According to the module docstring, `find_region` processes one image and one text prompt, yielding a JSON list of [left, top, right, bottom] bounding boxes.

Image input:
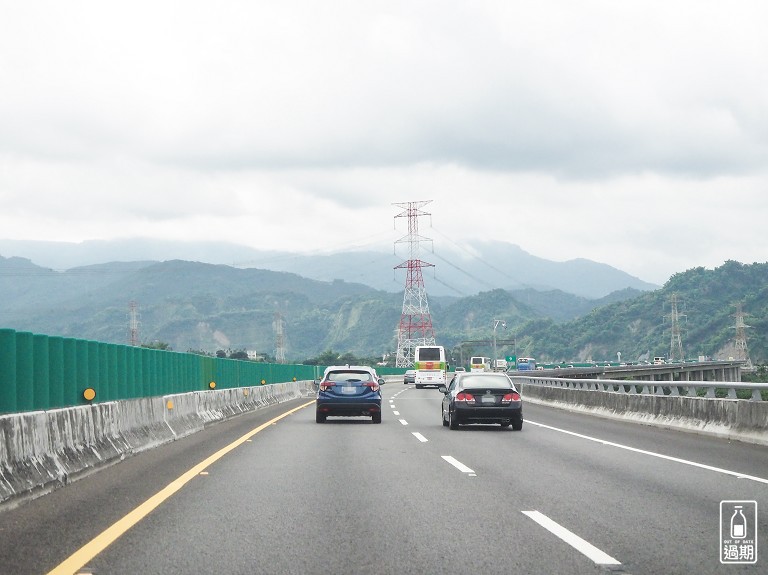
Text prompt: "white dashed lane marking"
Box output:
[[522, 510, 621, 567], [441, 455, 475, 475]]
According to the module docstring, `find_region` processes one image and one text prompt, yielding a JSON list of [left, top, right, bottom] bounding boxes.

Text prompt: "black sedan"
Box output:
[[438, 372, 523, 430]]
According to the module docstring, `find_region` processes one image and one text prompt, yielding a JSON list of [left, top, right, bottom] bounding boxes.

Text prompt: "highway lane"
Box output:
[[1, 382, 766, 574], [396, 385, 768, 574]]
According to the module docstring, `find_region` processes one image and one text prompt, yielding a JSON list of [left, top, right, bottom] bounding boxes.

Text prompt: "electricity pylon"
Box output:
[[393, 200, 436, 367], [665, 293, 686, 362], [732, 302, 752, 369]]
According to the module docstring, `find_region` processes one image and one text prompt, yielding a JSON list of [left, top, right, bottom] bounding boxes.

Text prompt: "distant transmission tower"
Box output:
[[128, 301, 141, 346], [393, 200, 436, 367], [732, 302, 753, 369], [273, 311, 286, 364], [665, 293, 686, 362]]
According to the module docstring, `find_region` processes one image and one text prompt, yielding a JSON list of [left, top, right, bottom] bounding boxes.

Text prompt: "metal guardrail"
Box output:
[[510, 376, 768, 402]]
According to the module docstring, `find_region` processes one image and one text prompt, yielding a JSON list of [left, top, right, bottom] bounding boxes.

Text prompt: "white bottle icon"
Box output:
[[731, 505, 747, 539]]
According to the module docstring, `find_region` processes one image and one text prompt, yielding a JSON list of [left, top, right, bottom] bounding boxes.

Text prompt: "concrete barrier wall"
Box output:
[[520, 384, 768, 445], [0, 380, 314, 510]]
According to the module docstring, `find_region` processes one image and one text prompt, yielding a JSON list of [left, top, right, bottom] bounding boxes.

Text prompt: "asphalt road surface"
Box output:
[[1, 383, 767, 574]]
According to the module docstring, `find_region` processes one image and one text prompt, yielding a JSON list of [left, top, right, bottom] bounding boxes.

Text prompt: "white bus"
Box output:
[[470, 356, 491, 372], [413, 345, 447, 388]]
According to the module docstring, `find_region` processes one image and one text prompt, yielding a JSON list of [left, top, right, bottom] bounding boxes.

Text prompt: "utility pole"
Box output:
[[128, 301, 140, 346], [492, 319, 506, 370], [393, 200, 436, 367]]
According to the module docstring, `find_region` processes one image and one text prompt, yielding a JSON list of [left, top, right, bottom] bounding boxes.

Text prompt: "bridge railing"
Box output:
[[510, 376, 768, 401]]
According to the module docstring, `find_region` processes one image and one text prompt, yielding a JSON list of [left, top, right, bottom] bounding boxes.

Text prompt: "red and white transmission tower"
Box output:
[[393, 200, 436, 367]]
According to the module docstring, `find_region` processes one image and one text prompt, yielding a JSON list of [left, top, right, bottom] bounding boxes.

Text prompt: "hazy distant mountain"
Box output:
[[0, 238, 658, 299], [2, 255, 763, 363], [0, 256, 646, 360], [0, 257, 383, 356]]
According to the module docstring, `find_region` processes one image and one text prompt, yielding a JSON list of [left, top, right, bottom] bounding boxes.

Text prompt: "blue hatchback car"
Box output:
[[315, 365, 384, 423]]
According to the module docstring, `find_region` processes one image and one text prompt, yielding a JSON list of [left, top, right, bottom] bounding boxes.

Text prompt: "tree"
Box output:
[[142, 341, 172, 350]]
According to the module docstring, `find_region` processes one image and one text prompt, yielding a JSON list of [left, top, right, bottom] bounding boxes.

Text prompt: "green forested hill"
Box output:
[[512, 261, 768, 363], [1, 256, 764, 364]]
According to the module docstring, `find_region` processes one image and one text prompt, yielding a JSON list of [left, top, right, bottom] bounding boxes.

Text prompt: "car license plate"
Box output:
[[481, 396, 496, 404], [341, 386, 357, 394]]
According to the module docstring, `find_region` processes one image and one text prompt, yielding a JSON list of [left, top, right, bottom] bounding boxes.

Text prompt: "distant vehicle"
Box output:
[[315, 365, 383, 423], [470, 356, 491, 372], [493, 359, 508, 371], [653, 357, 666, 365], [438, 372, 523, 430], [516, 357, 536, 371], [454, 366, 466, 372], [414, 345, 447, 388], [403, 369, 416, 384]]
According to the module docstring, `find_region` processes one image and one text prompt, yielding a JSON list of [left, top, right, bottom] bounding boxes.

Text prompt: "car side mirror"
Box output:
[[437, 385, 448, 394], [378, 378, 385, 385]]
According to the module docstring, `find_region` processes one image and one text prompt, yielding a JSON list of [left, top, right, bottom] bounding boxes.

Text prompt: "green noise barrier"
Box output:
[[0, 328, 329, 415]]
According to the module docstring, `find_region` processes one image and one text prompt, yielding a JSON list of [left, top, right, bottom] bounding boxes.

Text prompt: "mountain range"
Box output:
[[0, 238, 657, 299], [2, 240, 764, 365]]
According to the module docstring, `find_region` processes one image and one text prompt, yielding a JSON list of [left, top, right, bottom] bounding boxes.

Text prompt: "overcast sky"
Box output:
[[1, 1, 766, 285]]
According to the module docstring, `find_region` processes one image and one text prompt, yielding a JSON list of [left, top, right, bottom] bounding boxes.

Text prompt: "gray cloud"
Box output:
[[1, 1, 767, 285]]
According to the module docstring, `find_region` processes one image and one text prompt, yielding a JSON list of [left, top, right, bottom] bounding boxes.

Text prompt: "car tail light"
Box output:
[[456, 392, 475, 404], [502, 392, 521, 404], [363, 382, 380, 392], [319, 381, 336, 391]]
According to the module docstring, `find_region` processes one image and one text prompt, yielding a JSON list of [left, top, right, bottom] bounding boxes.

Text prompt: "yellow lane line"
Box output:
[[47, 400, 315, 575]]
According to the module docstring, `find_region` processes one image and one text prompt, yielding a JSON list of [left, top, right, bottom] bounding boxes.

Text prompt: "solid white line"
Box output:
[[522, 510, 621, 566], [442, 455, 475, 474], [412, 432, 428, 443], [527, 420, 768, 485], [399, 419, 408, 426]]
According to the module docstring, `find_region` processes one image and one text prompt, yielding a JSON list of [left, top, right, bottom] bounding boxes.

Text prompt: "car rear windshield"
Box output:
[[325, 371, 374, 383], [460, 375, 512, 389]]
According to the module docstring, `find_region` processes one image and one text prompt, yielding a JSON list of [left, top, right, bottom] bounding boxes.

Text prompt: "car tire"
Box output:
[[372, 412, 382, 424], [512, 416, 523, 431], [415, 384, 423, 389], [449, 409, 459, 430], [442, 409, 449, 427], [316, 411, 326, 423]]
